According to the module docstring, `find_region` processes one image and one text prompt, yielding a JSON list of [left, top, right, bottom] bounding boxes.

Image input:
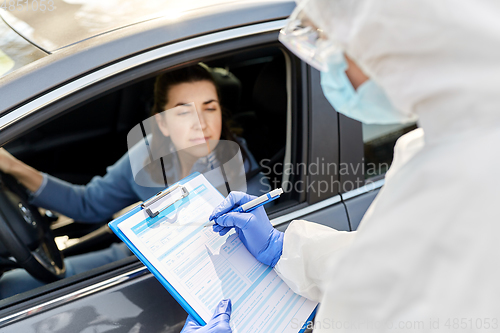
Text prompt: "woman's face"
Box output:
[[155, 80, 222, 157]]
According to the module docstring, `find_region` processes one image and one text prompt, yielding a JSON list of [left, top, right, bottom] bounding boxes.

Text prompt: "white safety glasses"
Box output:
[[278, 1, 340, 72]]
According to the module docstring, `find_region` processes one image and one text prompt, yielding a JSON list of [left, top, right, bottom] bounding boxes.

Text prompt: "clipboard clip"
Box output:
[[141, 184, 190, 218]]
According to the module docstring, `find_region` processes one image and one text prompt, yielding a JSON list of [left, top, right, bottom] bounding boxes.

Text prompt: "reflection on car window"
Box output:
[[363, 122, 418, 179], [0, 11, 46, 79]]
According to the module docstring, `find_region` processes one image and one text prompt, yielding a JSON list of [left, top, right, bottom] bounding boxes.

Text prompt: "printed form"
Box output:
[[118, 174, 316, 333]]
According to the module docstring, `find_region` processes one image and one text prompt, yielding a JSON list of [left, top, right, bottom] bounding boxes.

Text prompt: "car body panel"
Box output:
[[0, 17, 47, 79], [307, 68, 341, 204], [338, 113, 364, 193], [2, 0, 249, 52], [343, 184, 382, 231], [0, 267, 187, 333]]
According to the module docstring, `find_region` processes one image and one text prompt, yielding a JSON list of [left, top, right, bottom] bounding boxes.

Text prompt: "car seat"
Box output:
[[233, 54, 287, 180]]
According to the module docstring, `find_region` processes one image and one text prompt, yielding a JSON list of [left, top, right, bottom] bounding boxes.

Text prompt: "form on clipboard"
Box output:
[[109, 172, 317, 333]]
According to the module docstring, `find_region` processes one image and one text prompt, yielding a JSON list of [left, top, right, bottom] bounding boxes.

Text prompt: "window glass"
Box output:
[[362, 122, 418, 179]]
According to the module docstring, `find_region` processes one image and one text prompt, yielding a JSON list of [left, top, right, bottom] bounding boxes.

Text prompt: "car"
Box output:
[[0, 1, 417, 331]]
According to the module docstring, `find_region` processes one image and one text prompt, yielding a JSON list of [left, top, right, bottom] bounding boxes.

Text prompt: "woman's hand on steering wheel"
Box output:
[[0, 170, 65, 283], [0, 148, 44, 193]]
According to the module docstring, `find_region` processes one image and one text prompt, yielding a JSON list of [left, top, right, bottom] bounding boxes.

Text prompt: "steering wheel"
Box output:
[[0, 171, 65, 283]]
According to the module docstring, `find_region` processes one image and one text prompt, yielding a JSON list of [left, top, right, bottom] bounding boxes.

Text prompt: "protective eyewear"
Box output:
[[278, 1, 339, 72]]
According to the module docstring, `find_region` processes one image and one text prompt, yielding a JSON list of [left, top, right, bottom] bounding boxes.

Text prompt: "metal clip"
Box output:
[[141, 184, 189, 218]]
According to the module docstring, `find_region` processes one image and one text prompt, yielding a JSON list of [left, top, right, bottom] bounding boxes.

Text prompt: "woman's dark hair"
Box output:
[[146, 63, 247, 184]]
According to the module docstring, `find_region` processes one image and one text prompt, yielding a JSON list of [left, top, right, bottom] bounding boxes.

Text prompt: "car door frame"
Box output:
[[338, 115, 385, 231], [272, 65, 350, 232]]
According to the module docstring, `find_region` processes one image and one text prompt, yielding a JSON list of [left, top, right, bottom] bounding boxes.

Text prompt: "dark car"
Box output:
[[0, 1, 416, 331]]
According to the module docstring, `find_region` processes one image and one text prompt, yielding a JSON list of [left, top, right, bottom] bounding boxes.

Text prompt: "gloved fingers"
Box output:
[[205, 299, 232, 332], [181, 315, 199, 331], [214, 212, 253, 229], [209, 192, 257, 221], [256, 229, 284, 268], [218, 227, 232, 236], [181, 301, 232, 332], [212, 224, 232, 236], [213, 224, 225, 232], [211, 299, 232, 320]]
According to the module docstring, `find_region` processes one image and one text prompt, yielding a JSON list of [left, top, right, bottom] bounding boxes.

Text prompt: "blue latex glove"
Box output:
[[209, 192, 284, 267], [181, 299, 232, 333]]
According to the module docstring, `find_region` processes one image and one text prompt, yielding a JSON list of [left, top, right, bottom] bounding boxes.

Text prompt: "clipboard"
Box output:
[[109, 172, 317, 332], [109, 172, 206, 324]]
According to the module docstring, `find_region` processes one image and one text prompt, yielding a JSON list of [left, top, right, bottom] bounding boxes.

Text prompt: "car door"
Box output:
[[339, 112, 418, 230], [0, 12, 351, 333]]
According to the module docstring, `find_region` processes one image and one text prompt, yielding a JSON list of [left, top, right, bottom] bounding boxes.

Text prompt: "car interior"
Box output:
[[0, 45, 294, 297]]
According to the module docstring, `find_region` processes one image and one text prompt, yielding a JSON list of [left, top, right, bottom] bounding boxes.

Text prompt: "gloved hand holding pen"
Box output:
[[209, 191, 284, 268]]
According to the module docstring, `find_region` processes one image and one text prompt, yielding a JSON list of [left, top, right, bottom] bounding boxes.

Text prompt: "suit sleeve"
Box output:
[[275, 220, 357, 302]]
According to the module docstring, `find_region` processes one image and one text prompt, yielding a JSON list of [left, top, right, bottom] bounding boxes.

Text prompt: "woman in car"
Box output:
[[0, 64, 268, 296]]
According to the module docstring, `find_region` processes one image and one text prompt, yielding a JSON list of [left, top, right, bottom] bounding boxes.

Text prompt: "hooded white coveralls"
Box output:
[[275, 0, 500, 331]]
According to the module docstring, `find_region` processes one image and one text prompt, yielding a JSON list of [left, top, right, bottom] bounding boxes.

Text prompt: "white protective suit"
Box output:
[[275, 0, 500, 331]]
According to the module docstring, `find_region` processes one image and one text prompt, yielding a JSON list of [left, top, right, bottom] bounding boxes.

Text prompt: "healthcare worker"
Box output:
[[184, 0, 500, 332]]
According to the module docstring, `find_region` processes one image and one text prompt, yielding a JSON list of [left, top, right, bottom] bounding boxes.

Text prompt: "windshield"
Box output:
[[0, 12, 46, 79]]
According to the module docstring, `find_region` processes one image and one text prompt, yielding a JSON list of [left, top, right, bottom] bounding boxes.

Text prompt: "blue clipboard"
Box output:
[[109, 172, 206, 325], [109, 171, 316, 332]]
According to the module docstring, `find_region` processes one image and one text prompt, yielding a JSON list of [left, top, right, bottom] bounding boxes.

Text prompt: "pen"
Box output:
[[205, 188, 283, 227]]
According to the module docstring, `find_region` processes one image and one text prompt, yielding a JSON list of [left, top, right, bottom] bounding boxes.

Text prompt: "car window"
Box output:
[[217, 49, 291, 204], [362, 122, 418, 179], [0, 11, 46, 79], [0, 45, 295, 301]]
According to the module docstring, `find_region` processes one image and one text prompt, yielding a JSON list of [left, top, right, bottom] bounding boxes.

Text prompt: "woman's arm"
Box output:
[[0, 148, 44, 193], [30, 153, 140, 222], [1, 148, 139, 222]]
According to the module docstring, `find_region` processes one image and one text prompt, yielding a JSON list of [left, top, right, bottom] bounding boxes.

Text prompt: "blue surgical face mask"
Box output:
[[320, 55, 418, 125]]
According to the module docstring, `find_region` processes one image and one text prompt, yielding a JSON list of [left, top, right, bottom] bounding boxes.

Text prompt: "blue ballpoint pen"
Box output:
[[205, 188, 283, 227]]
